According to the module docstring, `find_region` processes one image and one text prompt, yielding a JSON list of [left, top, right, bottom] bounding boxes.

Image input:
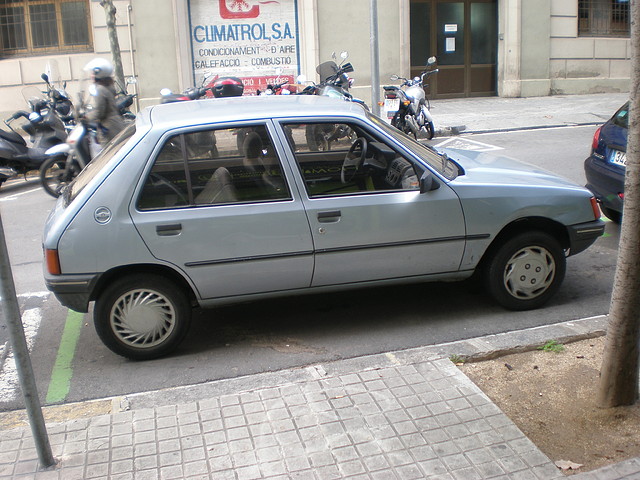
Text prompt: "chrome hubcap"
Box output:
[[503, 246, 555, 299], [110, 289, 176, 348]]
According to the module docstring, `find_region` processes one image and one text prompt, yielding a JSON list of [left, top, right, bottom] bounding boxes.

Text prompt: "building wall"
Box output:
[[0, 0, 631, 119], [0, 0, 136, 117], [549, 0, 630, 95]]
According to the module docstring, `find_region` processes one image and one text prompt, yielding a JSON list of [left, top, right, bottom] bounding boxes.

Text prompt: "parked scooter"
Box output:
[[382, 56, 439, 140], [160, 75, 244, 103], [39, 80, 137, 198], [0, 87, 67, 187]]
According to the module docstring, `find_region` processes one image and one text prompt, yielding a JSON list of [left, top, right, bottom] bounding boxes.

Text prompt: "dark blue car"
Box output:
[[584, 102, 629, 222]]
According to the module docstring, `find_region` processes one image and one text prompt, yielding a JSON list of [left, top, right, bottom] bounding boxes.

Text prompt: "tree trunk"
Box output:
[[100, 0, 126, 91], [597, 1, 640, 408]]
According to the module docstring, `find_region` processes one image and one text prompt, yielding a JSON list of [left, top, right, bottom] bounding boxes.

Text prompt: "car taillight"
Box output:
[[591, 126, 602, 151], [590, 197, 601, 220], [45, 249, 61, 275]]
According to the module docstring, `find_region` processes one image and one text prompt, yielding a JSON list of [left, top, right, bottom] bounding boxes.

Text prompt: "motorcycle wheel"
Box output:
[[39, 155, 78, 198], [422, 121, 435, 140]]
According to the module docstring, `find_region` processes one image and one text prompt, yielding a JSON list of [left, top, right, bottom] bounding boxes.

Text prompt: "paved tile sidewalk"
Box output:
[[1, 317, 640, 479], [1, 358, 563, 480]]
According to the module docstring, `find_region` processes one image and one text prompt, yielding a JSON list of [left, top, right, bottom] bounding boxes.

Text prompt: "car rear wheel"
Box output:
[[94, 274, 191, 360], [484, 232, 566, 311]]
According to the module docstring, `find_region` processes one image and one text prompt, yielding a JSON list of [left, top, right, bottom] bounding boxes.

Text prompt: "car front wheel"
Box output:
[[94, 274, 191, 360], [484, 232, 566, 311]]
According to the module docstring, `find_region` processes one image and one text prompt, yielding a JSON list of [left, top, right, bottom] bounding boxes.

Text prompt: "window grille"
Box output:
[[578, 0, 630, 37], [0, 0, 91, 57]]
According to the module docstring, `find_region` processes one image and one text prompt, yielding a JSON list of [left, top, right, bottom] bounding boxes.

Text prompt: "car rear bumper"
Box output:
[[567, 219, 605, 256], [45, 273, 100, 313], [584, 155, 624, 213]]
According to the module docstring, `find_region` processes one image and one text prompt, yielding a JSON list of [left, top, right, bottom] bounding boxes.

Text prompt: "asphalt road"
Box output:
[[0, 125, 619, 411]]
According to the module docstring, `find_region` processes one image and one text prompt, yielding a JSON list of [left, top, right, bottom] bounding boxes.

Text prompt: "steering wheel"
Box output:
[[340, 137, 368, 184], [150, 173, 189, 205]]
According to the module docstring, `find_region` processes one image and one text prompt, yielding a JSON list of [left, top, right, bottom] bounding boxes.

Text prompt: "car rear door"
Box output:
[[129, 122, 314, 300]]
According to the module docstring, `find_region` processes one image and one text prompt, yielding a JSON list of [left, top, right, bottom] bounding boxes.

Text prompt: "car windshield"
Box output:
[[64, 123, 137, 206], [368, 114, 460, 180]]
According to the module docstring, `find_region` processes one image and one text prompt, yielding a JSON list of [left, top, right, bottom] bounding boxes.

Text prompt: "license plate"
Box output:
[[610, 149, 627, 167], [384, 98, 400, 113]]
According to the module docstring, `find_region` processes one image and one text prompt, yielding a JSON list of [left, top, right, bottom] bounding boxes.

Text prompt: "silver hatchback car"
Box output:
[[43, 95, 604, 360]]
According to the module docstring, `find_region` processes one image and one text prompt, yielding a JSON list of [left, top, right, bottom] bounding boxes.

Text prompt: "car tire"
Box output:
[[484, 231, 566, 311], [601, 206, 622, 223], [94, 274, 192, 360]]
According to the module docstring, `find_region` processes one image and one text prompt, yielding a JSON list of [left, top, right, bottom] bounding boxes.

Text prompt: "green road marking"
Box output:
[[45, 310, 84, 404]]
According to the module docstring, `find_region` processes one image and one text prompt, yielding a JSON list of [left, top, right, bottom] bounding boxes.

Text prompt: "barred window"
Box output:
[[578, 0, 630, 37], [0, 0, 91, 57]]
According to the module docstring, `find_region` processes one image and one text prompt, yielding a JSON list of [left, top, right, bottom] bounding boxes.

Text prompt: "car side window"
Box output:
[[282, 122, 420, 198], [138, 125, 290, 210]]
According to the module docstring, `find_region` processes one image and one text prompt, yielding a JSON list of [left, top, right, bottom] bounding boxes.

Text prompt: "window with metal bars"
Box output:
[[0, 0, 91, 57], [578, 0, 630, 37]]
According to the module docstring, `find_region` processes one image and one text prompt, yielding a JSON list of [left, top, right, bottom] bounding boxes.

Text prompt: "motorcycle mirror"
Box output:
[[390, 74, 399, 81], [41, 73, 50, 83], [331, 51, 337, 60], [126, 76, 137, 85], [340, 51, 349, 60], [427, 56, 437, 66]]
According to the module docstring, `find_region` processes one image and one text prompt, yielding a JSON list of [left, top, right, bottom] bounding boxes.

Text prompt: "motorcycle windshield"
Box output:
[[22, 86, 46, 106], [317, 61, 338, 82]]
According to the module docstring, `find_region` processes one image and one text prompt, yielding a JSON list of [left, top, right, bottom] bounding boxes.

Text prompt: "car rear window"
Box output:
[[65, 123, 137, 206], [612, 102, 629, 129]]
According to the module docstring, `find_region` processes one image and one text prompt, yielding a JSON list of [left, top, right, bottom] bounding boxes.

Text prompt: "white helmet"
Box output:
[[84, 58, 114, 79]]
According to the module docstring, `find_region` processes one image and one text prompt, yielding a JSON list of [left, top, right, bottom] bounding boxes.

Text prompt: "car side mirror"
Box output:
[[420, 170, 440, 193]]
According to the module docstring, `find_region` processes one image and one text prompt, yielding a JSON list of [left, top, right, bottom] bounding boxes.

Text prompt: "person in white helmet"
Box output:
[[83, 58, 125, 144]]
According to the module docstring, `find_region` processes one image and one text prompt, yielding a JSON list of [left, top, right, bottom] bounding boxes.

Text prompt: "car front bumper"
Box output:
[[567, 219, 605, 256]]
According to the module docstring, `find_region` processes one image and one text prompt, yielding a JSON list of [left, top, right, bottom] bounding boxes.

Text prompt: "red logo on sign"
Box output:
[[219, 0, 279, 19], [219, 0, 259, 19]]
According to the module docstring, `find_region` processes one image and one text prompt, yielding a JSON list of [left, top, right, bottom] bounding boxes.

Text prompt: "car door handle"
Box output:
[[156, 223, 182, 236], [317, 210, 341, 223]]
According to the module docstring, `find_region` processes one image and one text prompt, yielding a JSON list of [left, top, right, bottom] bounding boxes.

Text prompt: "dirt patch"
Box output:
[[459, 336, 640, 474], [0, 399, 112, 430]]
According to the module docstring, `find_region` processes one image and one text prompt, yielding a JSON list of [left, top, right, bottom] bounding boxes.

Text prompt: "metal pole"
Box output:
[[0, 212, 55, 469], [370, 0, 381, 116]]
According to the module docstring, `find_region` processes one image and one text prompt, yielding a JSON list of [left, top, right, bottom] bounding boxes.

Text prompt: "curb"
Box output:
[[0, 314, 610, 430], [115, 314, 610, 412]]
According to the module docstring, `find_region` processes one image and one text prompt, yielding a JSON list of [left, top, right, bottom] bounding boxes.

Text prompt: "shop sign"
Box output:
[[189, 0, 300, 94]]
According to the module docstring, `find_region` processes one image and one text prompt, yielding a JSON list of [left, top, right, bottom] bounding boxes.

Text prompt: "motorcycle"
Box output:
[[300, 51, 367, 150], [382, 56, 439, 140], [0, 87, 67, 188], [39, 80, 137, 198], [160, 75, 244, 103]]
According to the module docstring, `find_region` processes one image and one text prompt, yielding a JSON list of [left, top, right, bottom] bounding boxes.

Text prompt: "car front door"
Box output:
[[279, 120, 466, 287], [130, 122, 314, 299]]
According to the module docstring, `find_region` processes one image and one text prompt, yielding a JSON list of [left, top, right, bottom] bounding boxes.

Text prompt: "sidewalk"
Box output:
[[2, 316, 639, 480], [1, 92, 637, 480], [432, 91, 629, 135]]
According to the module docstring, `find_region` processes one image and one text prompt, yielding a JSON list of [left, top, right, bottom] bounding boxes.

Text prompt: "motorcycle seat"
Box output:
[[0, 129, 26, 146]]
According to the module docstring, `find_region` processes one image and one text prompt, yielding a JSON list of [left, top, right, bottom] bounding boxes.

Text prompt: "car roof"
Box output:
[[141, 95, 369, 130]]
